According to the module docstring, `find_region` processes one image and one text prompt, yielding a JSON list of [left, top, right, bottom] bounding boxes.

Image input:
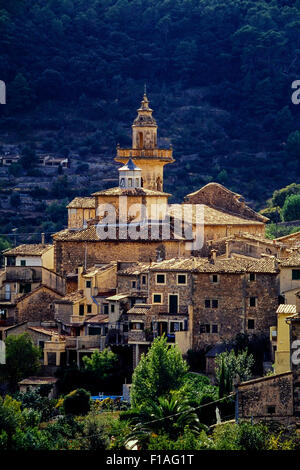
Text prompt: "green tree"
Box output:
[[131, 336, 188, 408], [286, 130, 300, 160], [4, 333, 40, 388], [126, 396, 204, 448], [9, 73, 32, 111], [215, 349, 254, 396], [63, 388, 91, 416], [82, 348, 118, 379], [281, 194, 300, 222]]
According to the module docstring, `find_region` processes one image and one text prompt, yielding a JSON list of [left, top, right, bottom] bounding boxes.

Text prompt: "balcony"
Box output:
[[128, 329, 153, 344], [5, 266, 42, 283], [115, 147, 174, 162], [65, 335, 101, 350]]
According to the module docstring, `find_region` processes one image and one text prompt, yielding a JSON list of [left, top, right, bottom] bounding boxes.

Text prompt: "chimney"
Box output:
[[41, 232, 45, 245], [211, 249, 217, 263], [225, 241, 229, 258]]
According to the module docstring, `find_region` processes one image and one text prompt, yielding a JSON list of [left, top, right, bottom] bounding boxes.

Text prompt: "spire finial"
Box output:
[[144, 83, 147, 95]]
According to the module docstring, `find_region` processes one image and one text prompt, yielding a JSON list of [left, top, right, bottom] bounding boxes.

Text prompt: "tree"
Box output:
[[20, 146, 38, 170], [286, 130, 300, 161], [215, 349, 254, 396], [126, 396, 204, 448], [4, 333, 40, 388], [281, 194, 300, 222], [131, 335, 188, 408], [63, 388, 91, 416], [82, 348, 118, 380]]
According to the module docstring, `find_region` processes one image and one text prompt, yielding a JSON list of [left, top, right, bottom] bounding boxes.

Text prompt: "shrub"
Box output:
[[63, 388, 91, 416]]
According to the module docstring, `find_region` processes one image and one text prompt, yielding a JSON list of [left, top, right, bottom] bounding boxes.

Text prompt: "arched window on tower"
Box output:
[[139, 132, 143, 148]]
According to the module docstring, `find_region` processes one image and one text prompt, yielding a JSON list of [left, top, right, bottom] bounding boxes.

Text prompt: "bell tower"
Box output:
[[115, 90, 174, 191], [132, 92, 157, 150]]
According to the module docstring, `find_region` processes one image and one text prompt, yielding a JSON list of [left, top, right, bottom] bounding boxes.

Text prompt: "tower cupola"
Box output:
[[119, 158, 142, 189], [132, 92, 157, 149]]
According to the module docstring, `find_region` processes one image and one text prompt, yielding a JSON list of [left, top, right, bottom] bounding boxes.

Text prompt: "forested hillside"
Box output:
[[1, 0, 300, 240]]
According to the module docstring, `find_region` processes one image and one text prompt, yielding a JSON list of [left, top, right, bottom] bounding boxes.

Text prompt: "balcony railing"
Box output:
[[65, 335, 101, 349], [116, 148, 173, 160], [5, 266, 42, 282], [128, 330, 153, 343]]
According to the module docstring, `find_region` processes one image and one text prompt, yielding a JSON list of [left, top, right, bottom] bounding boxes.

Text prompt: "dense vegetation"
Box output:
[[0, 336, 297, 450], [1, 0, 300, 242]]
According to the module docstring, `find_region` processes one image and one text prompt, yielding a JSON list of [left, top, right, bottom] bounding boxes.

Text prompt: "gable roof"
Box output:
[[67, 197, 96, 209], [184, 182, 268, 223], [3, 244, 52, 256]]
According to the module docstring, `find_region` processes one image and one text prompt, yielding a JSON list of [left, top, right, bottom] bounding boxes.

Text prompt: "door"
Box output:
[[169, 295, 178, 314]]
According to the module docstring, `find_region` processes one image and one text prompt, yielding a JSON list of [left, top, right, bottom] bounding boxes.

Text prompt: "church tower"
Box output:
[[115, 91, 174, 191]]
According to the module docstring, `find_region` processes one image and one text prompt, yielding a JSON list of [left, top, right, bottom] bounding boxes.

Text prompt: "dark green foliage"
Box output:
[[282, 194, 300, 221], [131, 335, 188, 407], [63, 388, 91, 416], [3, 333, 40, 389]]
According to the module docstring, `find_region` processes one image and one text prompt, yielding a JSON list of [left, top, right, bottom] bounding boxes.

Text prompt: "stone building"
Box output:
[[52, 94, 269, 275]]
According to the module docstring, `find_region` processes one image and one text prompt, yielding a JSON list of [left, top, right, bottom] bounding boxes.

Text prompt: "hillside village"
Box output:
[[2, 92, 300, 430]]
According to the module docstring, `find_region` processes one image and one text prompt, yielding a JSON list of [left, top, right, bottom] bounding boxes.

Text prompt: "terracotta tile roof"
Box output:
[[19, 376, 58, 385], [279, 253, 300, 267], [118, 262, 150, 275], [146, 256, 279, 274], [85, 314, 109, 324], [219, 232, 282, 246], [276, 304, 297, 314], [92, 187, 171, 197], [52, 223, 187, 242], [127, 304, 152, 315], [83, 263, 116, 278], [3, 244, 52, 256], [275, 230, 300, 242], [106, 293, 130, 301], [55, 290, 85, 304], [67, 197, 96, 209], [169, 204, 264, 226], [28, 326, 60, 337]]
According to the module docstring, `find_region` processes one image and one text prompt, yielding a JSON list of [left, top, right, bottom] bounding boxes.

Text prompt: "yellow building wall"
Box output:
[[274, 313, 291, 374], [280, 267, 300, 301], [68, 208, 96, 229], [96, 194, 169, 221], [41, 246, 54, 270]]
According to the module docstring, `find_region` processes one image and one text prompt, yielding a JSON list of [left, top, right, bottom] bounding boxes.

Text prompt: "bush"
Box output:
[[63, 388, 91, 416]]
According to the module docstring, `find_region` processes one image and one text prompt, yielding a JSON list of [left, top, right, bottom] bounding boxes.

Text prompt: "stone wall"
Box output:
[[15, 287, 62, 323], [184, 183, 266, 223], [238, 372, 294, 424], [191, 272, 279, 350], [54, 240, 184, 275]]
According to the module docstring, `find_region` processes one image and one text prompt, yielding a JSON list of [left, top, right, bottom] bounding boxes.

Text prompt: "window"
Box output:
[[247, 319, 255, 330], [200, 324, 210, 334], [249, 273, 256, 282], [156, 274, 166, 284], [20, 260, 26, 266], [205, 299, 211, 308], [249, 297, 257, 307], [86, 280, 91, 288], [111, 304, 115, 313], [130, 322, 144, 330], [292, 269, 300, 280], [79, 304, 84, 316], [177, 274, 187, 285], [212, 274, 218, 283], [267, 406, 276, 415], [212, 324, 218, 333], [103, 304, 109, 315], [120, 178, 125, 187], [131, 281, 136, 289], [128, 178, 132, 187], [87, 304, 92, 314], [170, 322, 182, 333], [212, 299, 218, 308], [123, 323, 128, 333], [153, 293, 163, 304], [142, 275, 147, 285], [6, 256, 15, 266]]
